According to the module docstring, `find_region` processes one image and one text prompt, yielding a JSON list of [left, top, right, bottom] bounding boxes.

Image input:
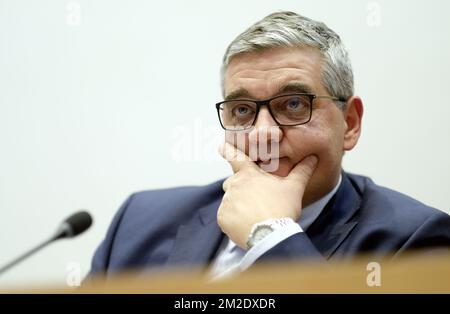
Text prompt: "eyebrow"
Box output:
[[224, 88, 251, 101], [224, 81, 314, 101], [278, 82, 314, 95]]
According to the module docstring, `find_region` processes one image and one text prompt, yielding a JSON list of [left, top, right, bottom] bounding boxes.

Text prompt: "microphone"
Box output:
[[0, 210, 93, 276]]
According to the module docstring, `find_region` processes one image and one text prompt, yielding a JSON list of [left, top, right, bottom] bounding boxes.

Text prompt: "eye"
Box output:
[[237, 106, 249, 115], [232, 105, 253, 116], [286, 97, 302, 110]]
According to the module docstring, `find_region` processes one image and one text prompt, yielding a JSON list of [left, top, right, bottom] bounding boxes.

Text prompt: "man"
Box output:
[[89, 11, 450, 279]]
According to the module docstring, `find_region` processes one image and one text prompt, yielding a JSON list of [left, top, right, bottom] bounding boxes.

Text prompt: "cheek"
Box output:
[[283, 125, 343, 166]]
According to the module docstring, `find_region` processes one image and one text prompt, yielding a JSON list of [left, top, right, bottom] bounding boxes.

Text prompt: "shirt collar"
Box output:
[[299, 174, 342, 231]]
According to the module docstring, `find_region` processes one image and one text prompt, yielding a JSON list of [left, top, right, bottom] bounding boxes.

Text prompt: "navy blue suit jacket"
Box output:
[[90, 172, 450, 276]]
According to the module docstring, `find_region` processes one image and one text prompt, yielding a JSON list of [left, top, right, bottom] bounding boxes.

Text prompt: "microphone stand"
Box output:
[[0, 237, 55, 276]]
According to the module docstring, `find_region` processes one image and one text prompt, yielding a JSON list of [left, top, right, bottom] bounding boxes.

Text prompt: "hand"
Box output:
[[217, 142, 318, 249]]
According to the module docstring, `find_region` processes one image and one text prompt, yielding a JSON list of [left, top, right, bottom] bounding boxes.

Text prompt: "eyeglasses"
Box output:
[[215, 93, 346, 131]]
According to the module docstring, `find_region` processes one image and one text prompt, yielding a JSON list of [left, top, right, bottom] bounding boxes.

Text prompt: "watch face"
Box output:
[[248, 218, 294, 249], [253, 225, 274, 242], [247, 222, 279, 249]]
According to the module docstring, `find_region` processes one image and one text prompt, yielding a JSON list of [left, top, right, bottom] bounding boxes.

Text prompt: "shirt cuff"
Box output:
[[239, 220, 303, 271]]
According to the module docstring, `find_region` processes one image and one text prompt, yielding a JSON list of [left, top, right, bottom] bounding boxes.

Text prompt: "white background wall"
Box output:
[[0, 0, 449, 288]]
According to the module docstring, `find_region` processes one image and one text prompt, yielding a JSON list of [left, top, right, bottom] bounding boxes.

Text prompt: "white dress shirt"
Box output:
[[209, 174, 342, 280]]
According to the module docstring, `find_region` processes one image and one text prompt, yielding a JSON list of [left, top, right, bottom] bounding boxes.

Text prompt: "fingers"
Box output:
[[287, 155, 318, 186], [219, 142, 257, 173]]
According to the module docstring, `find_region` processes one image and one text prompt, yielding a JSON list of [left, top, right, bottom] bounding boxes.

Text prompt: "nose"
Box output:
[[248, 107, 283, 144]]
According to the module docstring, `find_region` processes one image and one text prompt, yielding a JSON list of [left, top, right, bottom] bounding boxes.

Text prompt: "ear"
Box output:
[[343, 96, 364, 151]]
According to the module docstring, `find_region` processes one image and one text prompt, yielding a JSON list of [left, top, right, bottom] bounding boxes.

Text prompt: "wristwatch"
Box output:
[[246, 218, 294, 249]]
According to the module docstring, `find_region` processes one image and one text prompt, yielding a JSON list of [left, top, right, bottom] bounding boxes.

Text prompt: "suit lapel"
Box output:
[[308, 172, 362, 259], [165, 197, 224, 267], [319, 221, 358, 258]]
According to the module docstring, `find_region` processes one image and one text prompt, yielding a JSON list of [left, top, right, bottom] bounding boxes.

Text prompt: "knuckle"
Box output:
[[223, 175, 236, 190], [222, 180, 229, 191]]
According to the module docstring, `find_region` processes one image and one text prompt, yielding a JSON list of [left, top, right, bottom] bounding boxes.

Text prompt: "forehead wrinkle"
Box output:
[[225, 49, 324, 98], [232, 67, 316, 86], [226, 48, 322, 79]]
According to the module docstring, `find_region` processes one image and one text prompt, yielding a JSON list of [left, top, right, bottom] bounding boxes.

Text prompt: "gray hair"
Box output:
[[221, 11, 354, 106]]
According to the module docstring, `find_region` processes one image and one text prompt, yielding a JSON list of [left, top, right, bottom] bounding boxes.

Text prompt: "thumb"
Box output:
[[287, 155, 318, 186]]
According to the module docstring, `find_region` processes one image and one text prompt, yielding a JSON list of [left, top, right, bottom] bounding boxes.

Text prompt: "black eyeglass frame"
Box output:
[[215, 93, 347, 131]]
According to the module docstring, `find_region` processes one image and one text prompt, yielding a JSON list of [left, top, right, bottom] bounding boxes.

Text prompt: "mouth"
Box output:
[[257, 158, 278, 165], [256, 156, 287, 166]]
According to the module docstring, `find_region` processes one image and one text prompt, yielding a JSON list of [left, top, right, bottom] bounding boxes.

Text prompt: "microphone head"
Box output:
[[55, 211, 93, 239]]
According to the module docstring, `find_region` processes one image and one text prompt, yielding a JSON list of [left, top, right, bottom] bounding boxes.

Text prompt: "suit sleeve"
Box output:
[[256, 231, 325, 265], [87, 194, 134, 276], [255, 210, 450, 265]]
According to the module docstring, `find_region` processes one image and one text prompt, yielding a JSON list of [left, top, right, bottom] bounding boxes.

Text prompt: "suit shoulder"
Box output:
[[118, 179, 225, 224], [131, 178, 224, 206], [347, 172, 449, 230], [98, 179, 225, 268]]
